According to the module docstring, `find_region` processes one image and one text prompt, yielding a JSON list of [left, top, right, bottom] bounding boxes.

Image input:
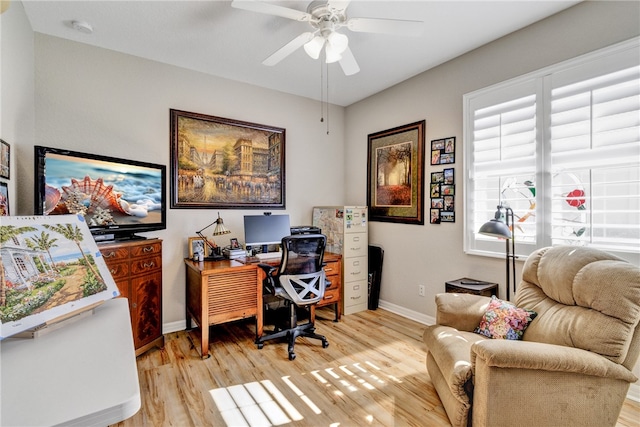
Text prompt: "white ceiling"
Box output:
[[21, 0, 581, 106]]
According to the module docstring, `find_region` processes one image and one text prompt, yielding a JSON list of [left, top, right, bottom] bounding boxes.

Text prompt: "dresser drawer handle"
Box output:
[[110, 268, 117, 274], [350, 246, 361, 251], [325, 267, 333, 273], [143, 262, 155, 268], [350, 295, 361, 300], [350, 271, 361, 276], [104, 252, 116, 258], [143, 246, 154, 253], [324, 295, 334, 300]]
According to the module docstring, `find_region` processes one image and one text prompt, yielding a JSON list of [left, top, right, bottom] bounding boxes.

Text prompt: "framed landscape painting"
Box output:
[[367, 120, 425, 224], [0, 214, 120, 339], [170, 109, 286, 209]]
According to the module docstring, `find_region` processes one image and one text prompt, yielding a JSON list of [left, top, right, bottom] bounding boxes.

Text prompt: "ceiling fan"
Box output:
[[231, 0, 424, 76]]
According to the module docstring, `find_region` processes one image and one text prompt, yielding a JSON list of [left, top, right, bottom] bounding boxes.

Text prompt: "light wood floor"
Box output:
[[112, 307, 640, 427]]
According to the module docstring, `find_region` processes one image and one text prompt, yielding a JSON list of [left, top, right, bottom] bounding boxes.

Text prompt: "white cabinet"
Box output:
[[313, 206, 368, 315]]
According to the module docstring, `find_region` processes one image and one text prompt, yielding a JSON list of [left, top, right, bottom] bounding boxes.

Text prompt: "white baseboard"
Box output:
[[160, 300, 640, 403], [163, 320, 186, 335], [377, 299, 435, 326]]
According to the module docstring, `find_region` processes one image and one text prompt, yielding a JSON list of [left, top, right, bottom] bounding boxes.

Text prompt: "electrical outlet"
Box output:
[[418, 285, 425, 297]]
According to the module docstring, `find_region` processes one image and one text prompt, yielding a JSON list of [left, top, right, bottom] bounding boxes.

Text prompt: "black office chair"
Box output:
[[255, 234, 329, 360]]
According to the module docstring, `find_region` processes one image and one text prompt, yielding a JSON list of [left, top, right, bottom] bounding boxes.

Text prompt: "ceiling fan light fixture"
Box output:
[[327, 31, 348, 54], [304, 35, 325, 59], [325, 43, 343, 63]]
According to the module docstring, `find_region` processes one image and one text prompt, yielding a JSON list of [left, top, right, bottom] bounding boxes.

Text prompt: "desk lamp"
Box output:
[[196, 212, 231, 261], [479, 205, 516, 301]]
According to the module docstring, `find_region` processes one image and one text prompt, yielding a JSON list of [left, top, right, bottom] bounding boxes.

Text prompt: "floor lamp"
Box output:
[[479, 205, 516, 301]]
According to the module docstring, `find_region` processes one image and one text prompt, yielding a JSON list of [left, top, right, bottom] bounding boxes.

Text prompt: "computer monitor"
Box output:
[[244, 214, 291, 254]]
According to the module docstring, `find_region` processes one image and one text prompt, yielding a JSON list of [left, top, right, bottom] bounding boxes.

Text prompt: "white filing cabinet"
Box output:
[[313, 206, 368, 314]]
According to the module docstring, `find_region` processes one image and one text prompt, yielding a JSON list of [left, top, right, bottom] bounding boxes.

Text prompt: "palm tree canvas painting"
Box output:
[[0, 214, 120, 339]]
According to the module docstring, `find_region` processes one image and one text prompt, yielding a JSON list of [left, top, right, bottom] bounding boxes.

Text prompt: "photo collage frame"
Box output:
[[430, 168, 455, 223], [429, 135, 456, 224], [430, 137, 455, 165]]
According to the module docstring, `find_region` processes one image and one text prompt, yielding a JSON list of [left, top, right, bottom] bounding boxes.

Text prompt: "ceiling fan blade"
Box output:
[[338, 46, 360, 76], [263, 32, 315, 66], [327, 0, 352, 15], [347, 17, 424, 37], [231, 0, 312, 22]]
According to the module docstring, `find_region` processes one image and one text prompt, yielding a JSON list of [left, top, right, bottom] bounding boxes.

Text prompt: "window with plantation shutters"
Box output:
[[464, 38, 639, 263]]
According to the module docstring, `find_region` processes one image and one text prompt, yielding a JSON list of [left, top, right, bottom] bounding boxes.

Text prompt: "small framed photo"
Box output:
[[441, 184, 455, 196], [230, 238, 240, 249], [443, 168, 454, 185], [0, 182, 8, 216], [430, 183, 440, 198], [441, 211, 455, 222], [431, 198, 444, 209], [431, 171, 444, 183], [430, 137, 455, 165], [430, 208, 440, 224], [188, 236, 208, 259], [0, 139, 9, 180], [444, 195, 455, 212]]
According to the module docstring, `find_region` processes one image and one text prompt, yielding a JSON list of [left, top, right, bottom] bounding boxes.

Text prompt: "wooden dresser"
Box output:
[[99, 239, 164, 356]]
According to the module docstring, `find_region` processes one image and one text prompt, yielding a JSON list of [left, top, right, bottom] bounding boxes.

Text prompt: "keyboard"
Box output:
[[255, 252, 282, 261]]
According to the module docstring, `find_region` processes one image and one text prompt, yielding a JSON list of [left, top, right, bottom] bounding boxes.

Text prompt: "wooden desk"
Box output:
[[184, 253, 342, 359]]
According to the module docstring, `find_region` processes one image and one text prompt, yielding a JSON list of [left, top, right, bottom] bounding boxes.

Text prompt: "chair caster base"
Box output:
[[322, 340, 329, 348], [288, 352, 296, 360]]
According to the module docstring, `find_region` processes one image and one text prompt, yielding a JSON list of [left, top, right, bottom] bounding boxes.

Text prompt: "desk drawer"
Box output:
[[320, 288, 340, 305], [323, 261, 340, 276], [325, 275, 339, 290]]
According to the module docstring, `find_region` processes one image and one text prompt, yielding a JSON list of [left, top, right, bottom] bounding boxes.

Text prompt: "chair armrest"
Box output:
[[435, 293, 491, 331], [258, 263, 277, 276], [471, 340, 638, 382]]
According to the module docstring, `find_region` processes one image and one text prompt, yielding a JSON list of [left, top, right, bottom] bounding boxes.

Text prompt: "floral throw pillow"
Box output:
[[474, 296, 538, 340]]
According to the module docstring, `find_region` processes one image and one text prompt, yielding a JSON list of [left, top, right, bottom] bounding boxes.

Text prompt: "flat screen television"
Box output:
[[244, 214, 291, 253], [34, 146, 167, 242]]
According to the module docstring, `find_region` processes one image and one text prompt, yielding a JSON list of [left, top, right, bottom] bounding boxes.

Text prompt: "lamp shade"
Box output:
[[478, 219, 511, 239], [213, 214, 231, 236], [325, 43, 343, 63], [304, 36, 325, 59], [327, 31, 348, 54]]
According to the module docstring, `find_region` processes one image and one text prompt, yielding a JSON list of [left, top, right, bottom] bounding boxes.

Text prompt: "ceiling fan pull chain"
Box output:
[[320, 56, 325, 124], [326, 61, 330, 135]]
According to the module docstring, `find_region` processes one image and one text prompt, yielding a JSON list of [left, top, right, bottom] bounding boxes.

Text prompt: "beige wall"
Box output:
[[345, 1, 640, 322], [1, 0, 35, 207], [16, 32, 346, 329]]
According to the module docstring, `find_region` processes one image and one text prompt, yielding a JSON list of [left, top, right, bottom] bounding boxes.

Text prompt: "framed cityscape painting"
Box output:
[[170, 109, 286, 209]]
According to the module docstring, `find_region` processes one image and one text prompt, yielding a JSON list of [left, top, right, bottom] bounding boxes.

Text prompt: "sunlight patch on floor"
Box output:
[[209, 360, 397, 426]]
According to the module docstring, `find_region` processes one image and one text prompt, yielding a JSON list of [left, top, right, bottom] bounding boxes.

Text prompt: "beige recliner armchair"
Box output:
[[423, 246, 640, 427]]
